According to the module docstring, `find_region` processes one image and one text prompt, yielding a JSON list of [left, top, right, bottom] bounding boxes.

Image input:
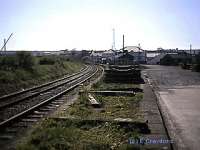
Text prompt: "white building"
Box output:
[[125, 46, 146, 64]]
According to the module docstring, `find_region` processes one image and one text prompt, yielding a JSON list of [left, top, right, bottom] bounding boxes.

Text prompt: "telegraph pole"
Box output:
[[122, 34, 124, 52]]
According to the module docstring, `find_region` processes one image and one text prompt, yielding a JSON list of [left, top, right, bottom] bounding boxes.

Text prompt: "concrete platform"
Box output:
[[144, 65, 200, 150], [139, 83, 173, 150]]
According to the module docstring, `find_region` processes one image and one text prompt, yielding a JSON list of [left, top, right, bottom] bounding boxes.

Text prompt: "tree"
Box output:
[[16, 51, 35, 69], [160, 54, 175, 65]]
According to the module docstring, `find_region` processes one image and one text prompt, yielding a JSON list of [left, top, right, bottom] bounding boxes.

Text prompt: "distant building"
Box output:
[[90, 46, 147, 64], [146, 48, 200, 64], [114, 52, 135, 65], [125, 46, 146, 64], [90, 51, 104, 64], [102, 50, 116, 64]]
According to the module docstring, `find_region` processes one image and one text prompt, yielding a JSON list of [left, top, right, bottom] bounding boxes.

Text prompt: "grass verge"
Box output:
[[62, 92, 143, 121], [0, 60, 84, 96], [17, 118, 142, 150], [16, 81, 145, 150]]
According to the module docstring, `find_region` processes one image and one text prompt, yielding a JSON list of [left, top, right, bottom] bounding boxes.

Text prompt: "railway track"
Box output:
[[0, 65, 100, 147], [0, 65, 97, 125], [0, 65, 89, 108]]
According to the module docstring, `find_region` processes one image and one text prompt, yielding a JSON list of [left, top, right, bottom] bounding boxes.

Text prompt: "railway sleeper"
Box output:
[[45, 106, 57, 109], [48, 104, 60, 107], [21, 118, 38, 122], [4, 128, 18, 133], [0, 135, 14, 140], [33, 111, 48, 115], [39, 108, 52, 111], [12, 122, 29, 128], [51, 101, 63, 104], [27, 114, 44, 118]]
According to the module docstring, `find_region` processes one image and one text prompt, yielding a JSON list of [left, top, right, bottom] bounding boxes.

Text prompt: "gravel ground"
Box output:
[[143, 65, 200, 150], [144, 65, 200, 88]]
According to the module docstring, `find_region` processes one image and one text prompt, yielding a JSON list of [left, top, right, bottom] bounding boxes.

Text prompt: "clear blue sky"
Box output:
[[0, 0, 200, 50]]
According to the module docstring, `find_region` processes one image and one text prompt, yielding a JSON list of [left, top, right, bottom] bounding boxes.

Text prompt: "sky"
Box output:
[[0, 0, 200, 50]]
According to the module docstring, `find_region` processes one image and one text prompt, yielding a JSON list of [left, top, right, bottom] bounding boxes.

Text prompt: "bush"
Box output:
[[160, 54, 176, 65], [16, 51, 35, 69], [39, 57, 56, 65], [195, 54, 200, 64], [191, 54, 200, 72], [0, 51, 35, 70], [0, 56, 18, 70], [180, 63, 191, 69], [192, 64, 200, 72]]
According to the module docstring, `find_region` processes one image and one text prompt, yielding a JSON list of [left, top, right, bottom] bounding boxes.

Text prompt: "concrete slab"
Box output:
[[144, 65, 200, 150], [158, 86, 200, 150], [139, 83, 173, 149]]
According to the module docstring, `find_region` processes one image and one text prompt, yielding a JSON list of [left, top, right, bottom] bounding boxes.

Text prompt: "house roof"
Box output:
[[90, 51, 103, 57], [125, 46, 142, 52], [103, 50, 115, 54]]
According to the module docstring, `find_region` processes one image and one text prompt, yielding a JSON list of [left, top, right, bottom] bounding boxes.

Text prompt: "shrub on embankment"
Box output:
[[160, 53, 200, 72], [160, 54, 192, 66], [191, 54, 200, 72], [0, 51, 35, 70], [0, 52, 84, 96]]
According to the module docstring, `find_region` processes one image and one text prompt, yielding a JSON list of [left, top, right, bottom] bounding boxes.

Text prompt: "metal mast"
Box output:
[[4, 39, 6, 51], [112, 28, 116, 50], [1, 33, 13, 51], [122, 34, 125, 52]]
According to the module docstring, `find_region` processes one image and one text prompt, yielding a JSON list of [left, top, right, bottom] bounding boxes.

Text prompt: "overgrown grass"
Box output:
[[17, 118, 141, 150], [59, 79, 143, 120], [91, 81, 140, 90], [0, 56, 84, 96], [63, 93, 143, 121], [16, 80, 144, 150]]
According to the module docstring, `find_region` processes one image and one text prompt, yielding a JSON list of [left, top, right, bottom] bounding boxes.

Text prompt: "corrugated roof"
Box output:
[[125, 46, 141, 52]]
